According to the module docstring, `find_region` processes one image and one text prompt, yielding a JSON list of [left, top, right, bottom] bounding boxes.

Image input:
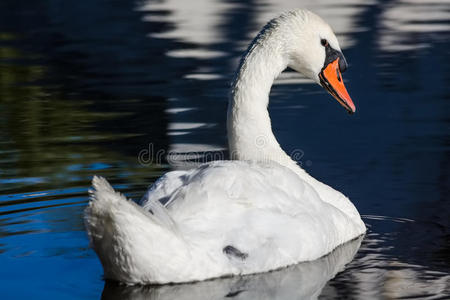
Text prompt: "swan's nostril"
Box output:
[[336, 68, 342, 82]]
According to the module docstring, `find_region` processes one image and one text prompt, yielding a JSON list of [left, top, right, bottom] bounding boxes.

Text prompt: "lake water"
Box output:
[[0, 0, 449, 299]]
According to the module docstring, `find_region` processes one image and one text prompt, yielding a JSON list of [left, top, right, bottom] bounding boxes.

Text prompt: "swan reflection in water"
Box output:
[[101, 236, 363, 300]]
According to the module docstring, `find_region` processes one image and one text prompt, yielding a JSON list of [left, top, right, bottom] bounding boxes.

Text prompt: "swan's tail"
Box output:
[[84, 176, 191, 285]]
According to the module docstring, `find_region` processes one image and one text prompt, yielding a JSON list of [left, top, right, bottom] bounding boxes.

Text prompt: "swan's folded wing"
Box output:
[[139, 170, 191, 230]]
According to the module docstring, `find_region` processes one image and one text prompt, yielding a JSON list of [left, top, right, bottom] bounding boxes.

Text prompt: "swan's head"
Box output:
[[283, 10, 355, 113]]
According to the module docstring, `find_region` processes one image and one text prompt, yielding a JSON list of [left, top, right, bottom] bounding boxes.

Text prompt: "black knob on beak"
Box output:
[[324, 43, 348, 73], [338, 55, 348, 73]]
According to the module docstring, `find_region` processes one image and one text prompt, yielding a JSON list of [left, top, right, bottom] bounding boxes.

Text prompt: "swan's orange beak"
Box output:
[[319, 58, 355, 114]]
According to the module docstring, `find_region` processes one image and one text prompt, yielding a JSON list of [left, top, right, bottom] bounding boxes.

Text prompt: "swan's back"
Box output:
[[139, 160, 364, 274]]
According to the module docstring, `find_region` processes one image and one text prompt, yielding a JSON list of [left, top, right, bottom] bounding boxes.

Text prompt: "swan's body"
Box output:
[[85, 9, 366, 285]]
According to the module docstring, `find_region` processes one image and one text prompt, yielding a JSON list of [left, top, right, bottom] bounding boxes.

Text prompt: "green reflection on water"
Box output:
[[0, 32, 164, 194]]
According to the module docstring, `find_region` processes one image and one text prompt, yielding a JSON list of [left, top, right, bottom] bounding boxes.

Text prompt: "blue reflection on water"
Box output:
[[0, 0, 448, 299]]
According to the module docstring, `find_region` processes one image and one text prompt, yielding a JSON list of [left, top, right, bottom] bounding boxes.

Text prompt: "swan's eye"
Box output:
[[321, 39, 328, 47]]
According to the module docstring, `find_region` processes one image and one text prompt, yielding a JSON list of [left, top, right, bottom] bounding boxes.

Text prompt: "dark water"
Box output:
[[0, 0, 449, 299]]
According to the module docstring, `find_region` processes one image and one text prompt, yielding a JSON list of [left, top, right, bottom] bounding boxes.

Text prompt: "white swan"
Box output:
[[85, 9, 366, 285]]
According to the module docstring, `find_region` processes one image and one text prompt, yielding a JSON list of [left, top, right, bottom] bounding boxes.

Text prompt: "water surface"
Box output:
[[0, 0, 449, 299]]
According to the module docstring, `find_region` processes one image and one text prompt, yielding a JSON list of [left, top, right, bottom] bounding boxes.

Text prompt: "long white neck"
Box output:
[[227, 23, 302, 175], [226, 10, 359, 216]]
